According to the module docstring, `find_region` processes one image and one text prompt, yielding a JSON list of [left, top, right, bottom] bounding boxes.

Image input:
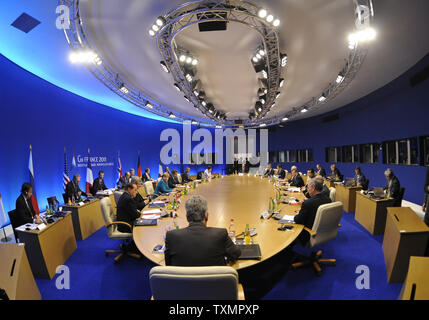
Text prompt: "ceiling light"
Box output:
[[156, 16, 166, 27], [279, 78, 285, 87], [264, 89, 268, 94], [148, 29, 155, 37], [336, 74, 345, 83], [173, 83, 181, 91], [260, 123, 266, 127], [201, 101, 207, 107], [318, 94, 326, 102], [192, 58, 198, 65], [145, 102, 153, 109], [273, 19, 280, 27], [258, 9, 267, 18], [152, 24, 159, 32], [185, 74, 192, 82], [193, 90, 199, 96], [266, 15, 274, 23], [216, 125, 222, 129], [192, 120, 198, 125], [252, 56, 258, 63], [301, 108, 308, 113], [169, 113, 176, 118], [282, 117, 289, 121], [261, 98, 265, 105], [186, 57, 192, 64], [179, 55, 186, 62], [120, 85, 129, 94], [256, 53, 261, 59], [259, 49, 265, 56], [262, 69, 267, 79], [280, 53, 288, 67], [160, 61, 169, 73]]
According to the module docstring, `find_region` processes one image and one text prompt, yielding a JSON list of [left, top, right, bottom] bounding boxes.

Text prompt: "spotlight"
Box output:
[[260, 123, 266, 127], [201, 101, 207, 107], [120, 85, 129, 94], [266, 15, 274, 23], [279, 78, 285, 87], [216, 125, 222, 129], [258, 9, 267, 18], [282, 117, 289, 121], [148, 30, 155, 37], [252, 56, 259, 63], [69, 50, 100, 64], [275, 92, 281, 99], [259, 49, 265, 56], [152, 24, 159, 32], [186, 57, 192, 64], [169, 113, 176, 118], [261, 98, 265, 105], [301, 108, 308, 113], [160, 61, 169, 73], [179, 55, 186, 62], [185, 74, 193, 82], [173, 83, 181, 91], [273, 19, 280, 27], [193, 90, 199, 96], [156, 16, 166, 27], [318, 94, 326, 102], [192, 120, 198, 125], [145, 102, 153, 109], [280, 53, 288, 67], [256, 53, 261, 60], [192, 58, 198, 65], [336, 73, 345, 84], [264, 89, 268, 94], [262, 69, 268, 79]]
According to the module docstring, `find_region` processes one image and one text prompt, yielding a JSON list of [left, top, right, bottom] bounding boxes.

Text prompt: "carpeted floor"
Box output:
[[35, 211, 403, 300]]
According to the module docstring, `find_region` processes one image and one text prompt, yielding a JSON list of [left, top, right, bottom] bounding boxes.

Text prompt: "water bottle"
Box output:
[[245, 230, 251, 245], [228, 219, 236, 241]]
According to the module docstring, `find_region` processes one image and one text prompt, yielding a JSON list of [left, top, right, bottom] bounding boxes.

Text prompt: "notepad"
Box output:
[[287, 188, 301, 192], [279, 214, 296, 224]]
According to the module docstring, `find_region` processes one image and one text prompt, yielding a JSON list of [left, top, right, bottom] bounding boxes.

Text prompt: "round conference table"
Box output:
[[133, 175, 304, 270]]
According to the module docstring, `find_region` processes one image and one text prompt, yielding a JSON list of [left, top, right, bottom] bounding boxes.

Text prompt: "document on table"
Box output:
[[287, 187, 301, 192], [279, 215, 295, 224], [15, 223, 39, 231], [142, 209, 162, 219]]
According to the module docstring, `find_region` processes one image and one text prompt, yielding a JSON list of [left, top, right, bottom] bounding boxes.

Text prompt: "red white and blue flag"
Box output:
[[28, 145, 40, 215], [117, 151, 122, 182], [63, 147, 70, 191], [86, 149, 93, 194]]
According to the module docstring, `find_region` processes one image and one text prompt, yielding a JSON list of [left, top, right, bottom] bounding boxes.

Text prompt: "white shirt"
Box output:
[[203, 169, 212, 179]]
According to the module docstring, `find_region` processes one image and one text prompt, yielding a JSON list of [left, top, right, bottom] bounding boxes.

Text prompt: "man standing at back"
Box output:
[[164, 195, 241, 266]]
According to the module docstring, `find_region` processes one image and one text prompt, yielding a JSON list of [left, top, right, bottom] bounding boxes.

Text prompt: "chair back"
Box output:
[[177, 174, 182, 184], [113, 191, 123, 205], [137, 186, 147, 198], [273, 169, 278, 175], [197, 171, 204, 180], [396, 187, 405, 207], [329, 187, 336, 202], [149, 266, 240, 300], [100, 197, 116, 238], [7, 210, 19, 242], [308, 201, 343, 248], [145, 181, 155, 195]]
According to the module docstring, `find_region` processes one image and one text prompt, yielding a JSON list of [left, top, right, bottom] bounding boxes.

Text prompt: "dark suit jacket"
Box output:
[[329, 168, 343, 181], [355, 174, 369, 190], [289, 174, 305, 188], [165, 222, 241, 266], [143, 172, 152, 182], [116, 192, 140, 233], [317, 167, 327, 178], [303, 183, 329, 199], [14, 194, 36, 226], [384, 176, 401, 205], [264, 168, 274, 177], [118, 176, 131, 189], [277, 169, 286, 179], [181, 172, 193, 183], [133, 192, 147, 211], [424, 167, 429, 225], [294, 192, 332, 244], [92, 177, 107, 194], [168, 175, 180, 188], [65, 181, 86, 202]]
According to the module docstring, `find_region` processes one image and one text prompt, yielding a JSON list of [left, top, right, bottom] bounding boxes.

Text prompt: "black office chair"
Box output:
[[395, 187, 405, 207], [7, 210, 19, 243]]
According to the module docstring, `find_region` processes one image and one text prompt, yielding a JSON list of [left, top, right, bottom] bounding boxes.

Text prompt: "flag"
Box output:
[[137, 152, 142, 178], [72, 152, 77, 168], [117, 151, 122, 182], [158, 160, 163, 178], [86, 149, 93, 194], [63, 147, 70, 191], [0, 192, 7, 228], [28, 145, 40, 215]]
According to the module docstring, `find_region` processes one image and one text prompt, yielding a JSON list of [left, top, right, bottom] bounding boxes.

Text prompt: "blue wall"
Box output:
[[269, 54, 429, 204], [0, 54, 223, 225]]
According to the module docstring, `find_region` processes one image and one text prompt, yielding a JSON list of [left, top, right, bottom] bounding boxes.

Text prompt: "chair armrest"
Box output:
[[238, 283, 245, 300], [304, 227, 316, 237], [106, 221, 132, 231]]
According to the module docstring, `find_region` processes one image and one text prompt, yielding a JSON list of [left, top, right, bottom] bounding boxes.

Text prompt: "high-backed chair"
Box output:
[[292, 201, 343, 276], [395, 187, 405, 207], [273, 168, 278, 175], [149, 266, 245, 300], [7, 210, 19, 243], [99, 197, 141, 264], [329, 187, 336, 202], [113, 191, 123, 206], [144, 181, 156, 197], [177, 174, 182, 184]]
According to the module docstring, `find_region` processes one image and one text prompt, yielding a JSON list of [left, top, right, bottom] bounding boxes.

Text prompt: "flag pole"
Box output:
[[0, 226, 11, 242]]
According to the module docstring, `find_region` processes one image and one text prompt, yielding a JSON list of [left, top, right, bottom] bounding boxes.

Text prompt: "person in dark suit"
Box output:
[[294, 178, 332, 244], [316, 164, 326, 178], [181, 167, 193, 183], [168, 170, 180, 188], [14, 183, 42, 227], [354, 166, 369, 190], [65, 174, 88, 202], [264, 163, 275, 177], [143, 168, 153, 182], [116, 183, 141, 233], [277, 164, 286, 179], [302, 168, 315, 197], [233, 157, 239, 174], [383, 168, 401, 206], [131, 182, 149, 211], [240, 163, 247, 173], [329, 164, 343, 181], [92, 171, 107, 194], [164, 195, 241, 266], [289, 169, 305, 188], [117, 172, 131, 189], [423, 167, 429, 227]]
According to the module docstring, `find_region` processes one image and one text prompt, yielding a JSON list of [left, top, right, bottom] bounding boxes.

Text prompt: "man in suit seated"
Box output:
[[14, 183, 42, 227], [354, 166, 369, 190], [168, 169, 180, 188], [294, 178, 332, 244], [264, 163, 274, 177], [328, 164, 343, 181], [164, 195, 241, 266], [131, 182, 149, 211], [143, 168, 153, 182], [154, 173, 174, 195], [203, 166, 213, 179], [289, 169, 305, 188], [316, 164, 326, 178], [117, 183, 142, 232], [65, 174, 88, 203], [92, 170, 108, 194], [301, 168, 315, 197], [181, 167, 193, 183], [117, 172, 131, 189], [383, 168, 401, 206], [277, 164, 286, 179]]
